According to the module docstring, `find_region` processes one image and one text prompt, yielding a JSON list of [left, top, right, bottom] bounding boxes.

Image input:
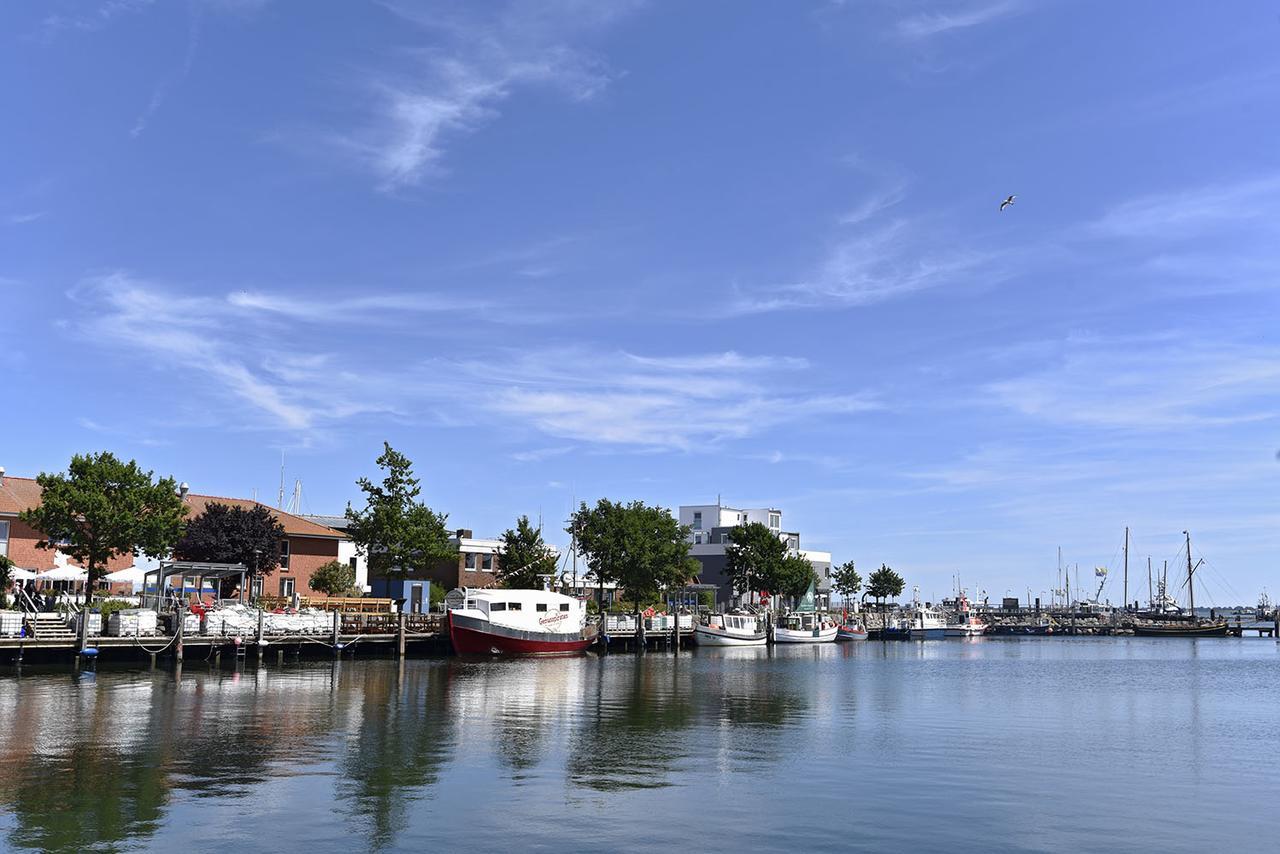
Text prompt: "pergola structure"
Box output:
[[145, 560, 249, 612]]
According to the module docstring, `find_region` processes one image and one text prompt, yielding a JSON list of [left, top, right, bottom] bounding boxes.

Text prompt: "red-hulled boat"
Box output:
[[446, 587, 597, 655]]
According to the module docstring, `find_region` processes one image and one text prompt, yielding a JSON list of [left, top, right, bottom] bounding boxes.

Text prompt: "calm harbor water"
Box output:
[[1, 639, 1277, 853]]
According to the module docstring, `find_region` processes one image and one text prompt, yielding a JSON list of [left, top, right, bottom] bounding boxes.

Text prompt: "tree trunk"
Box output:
[[85, 558, 97, 607]]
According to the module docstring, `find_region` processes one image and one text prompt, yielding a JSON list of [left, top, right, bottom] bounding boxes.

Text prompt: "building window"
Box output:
[[481, 554, 493, 571], [280, 577, 295, 598], [464, 553, 477, 569], [786, 537, 798, 550], [0, 519, 9, 557], [348, 556, 357, 570], [769, 512, 780, 529], [251, 577, 263, 598], [692, 511, 702, 530], [694, 532, 702, 545], [279, 539, 290, 569]]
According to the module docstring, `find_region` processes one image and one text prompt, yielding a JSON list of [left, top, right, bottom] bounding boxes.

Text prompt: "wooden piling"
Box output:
[[175, 607, 185, 663], [397, 612, 407, 658], [332, 611, 341, 657], [256, 610, 265, 664]]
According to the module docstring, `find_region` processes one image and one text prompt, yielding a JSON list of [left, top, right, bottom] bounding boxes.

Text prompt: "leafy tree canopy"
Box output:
[[174, 502, 285, 578], [19, 452, 187, 604], [345, 443, 455, 575], [867, 564, 905, 604], [830, 560, 862, 601], [497, 515, 559, 589], [309, 559, 359, 597], [723, 522, 815, 600], [570, 499, 697, 609]]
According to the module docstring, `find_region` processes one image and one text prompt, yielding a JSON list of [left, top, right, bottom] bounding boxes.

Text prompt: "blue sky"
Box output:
[[3, 0, 1278, 604]]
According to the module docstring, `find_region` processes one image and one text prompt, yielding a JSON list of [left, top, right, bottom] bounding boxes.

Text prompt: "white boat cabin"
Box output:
[[448, 588, 586, 634]]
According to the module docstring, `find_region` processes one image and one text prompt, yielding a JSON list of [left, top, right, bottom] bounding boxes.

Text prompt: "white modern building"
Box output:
[[678, 501, 832, 607], [302, 514, 370, 593]]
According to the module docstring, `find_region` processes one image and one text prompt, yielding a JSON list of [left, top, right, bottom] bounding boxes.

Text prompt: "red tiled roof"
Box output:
[[0, 476, 43, 516], [0, 475, 342, 540], [182, 493, 343, 539]]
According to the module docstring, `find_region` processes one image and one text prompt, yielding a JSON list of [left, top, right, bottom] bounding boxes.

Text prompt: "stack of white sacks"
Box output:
[[106, 609, 159, 637], [202, 604, 259, 636], [197, 605, 331, 636], [0, 611, 24, 637], [262, 609, 330, 634]]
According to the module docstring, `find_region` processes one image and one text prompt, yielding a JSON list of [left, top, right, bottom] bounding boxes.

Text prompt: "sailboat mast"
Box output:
[[1184, 531, 1195, 617], [1152, 558, 1162, 612], [1123, 527, 1129, 611]]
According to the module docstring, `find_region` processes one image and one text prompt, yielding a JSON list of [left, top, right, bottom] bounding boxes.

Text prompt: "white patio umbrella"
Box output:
[[104, 566, 147, 584], [35, 566, 90, 582], [8, 567, 38, 581]]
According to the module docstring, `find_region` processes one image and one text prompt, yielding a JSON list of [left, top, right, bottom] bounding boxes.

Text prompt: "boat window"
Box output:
[[536, 603, 548, 612], [490, 602, 507, 612], [508, 602, 522, 611], [560, 603, 570, 611]]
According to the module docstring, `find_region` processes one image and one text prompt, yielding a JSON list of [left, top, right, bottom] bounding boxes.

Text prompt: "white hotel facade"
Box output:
[[678, 501, 832, 608]]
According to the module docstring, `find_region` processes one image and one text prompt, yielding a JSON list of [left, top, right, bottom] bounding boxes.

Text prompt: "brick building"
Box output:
[[0, 469, 134, 574], [0, 468, 343, 599]]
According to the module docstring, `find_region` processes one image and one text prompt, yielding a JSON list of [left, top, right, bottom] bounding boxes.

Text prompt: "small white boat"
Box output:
[[945, 594, 986, 637], [694, 612, 767, 646], [944, 615, 986, 637], [836, 610, 868, 640], [773, 611, 839, 644], [907, 588, 947, 639]]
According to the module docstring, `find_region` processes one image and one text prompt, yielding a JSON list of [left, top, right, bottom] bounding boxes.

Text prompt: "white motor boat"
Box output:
[[945, 593, 986, 637], [693, 612, 767, 646], [773, 611, 838, 644], [944, 614, 986, 637], [906, 586, 947, 639]]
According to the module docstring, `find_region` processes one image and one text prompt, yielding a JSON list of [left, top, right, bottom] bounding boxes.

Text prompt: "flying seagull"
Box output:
[[999, 195, 1016, 212]]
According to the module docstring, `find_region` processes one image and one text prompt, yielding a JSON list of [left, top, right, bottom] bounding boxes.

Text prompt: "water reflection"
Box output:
[[335, 661, 456, 845], [0, 641, 1277, 853]]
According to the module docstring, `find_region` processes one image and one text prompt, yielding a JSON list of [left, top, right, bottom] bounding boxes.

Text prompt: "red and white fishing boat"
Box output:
[[446, 588, 597, 655], [836, 609, 868, 641]]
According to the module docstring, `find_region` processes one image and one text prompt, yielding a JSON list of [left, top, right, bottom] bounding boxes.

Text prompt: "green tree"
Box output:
[[497, 515, 559, 589], [723, 522, 815, 603], [866, 564, 905, 621], [173, 502, 286, 596], [309, 559, 359, 596], [830, 560, 862, 604], [19, 452, 187, 605], [570, 499, 698, 612], [345, 443, 455, 576], [0, 554, 14, 609]]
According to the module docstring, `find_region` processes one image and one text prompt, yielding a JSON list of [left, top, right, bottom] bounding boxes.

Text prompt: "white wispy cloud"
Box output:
[[332, 2, 636, 190], [731, 219, 996, 314], [132, 3, 203, 137], [438, 346, 881, 450], [1091, 174, 1280, 239], [69, 273, 876, 451], [69, 273, 406, 434], [986, 338, 1280, 430], [39, 0, 156, 37], [896, 0, 1020, 40], [227, 290, 490, 322], [6, 211, 47, 225]]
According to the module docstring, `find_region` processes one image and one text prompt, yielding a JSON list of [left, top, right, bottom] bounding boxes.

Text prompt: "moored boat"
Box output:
[[945, 593, 986, 637], [1132, 621, 1229, 637], [773, 611, 838, 644], [694, 611, 767, 646], [907, 588, 947, 639], [446, 588, 597, 655]]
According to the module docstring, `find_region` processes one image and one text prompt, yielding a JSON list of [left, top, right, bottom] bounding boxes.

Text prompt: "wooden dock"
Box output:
[[0, 613, 446, 663]]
